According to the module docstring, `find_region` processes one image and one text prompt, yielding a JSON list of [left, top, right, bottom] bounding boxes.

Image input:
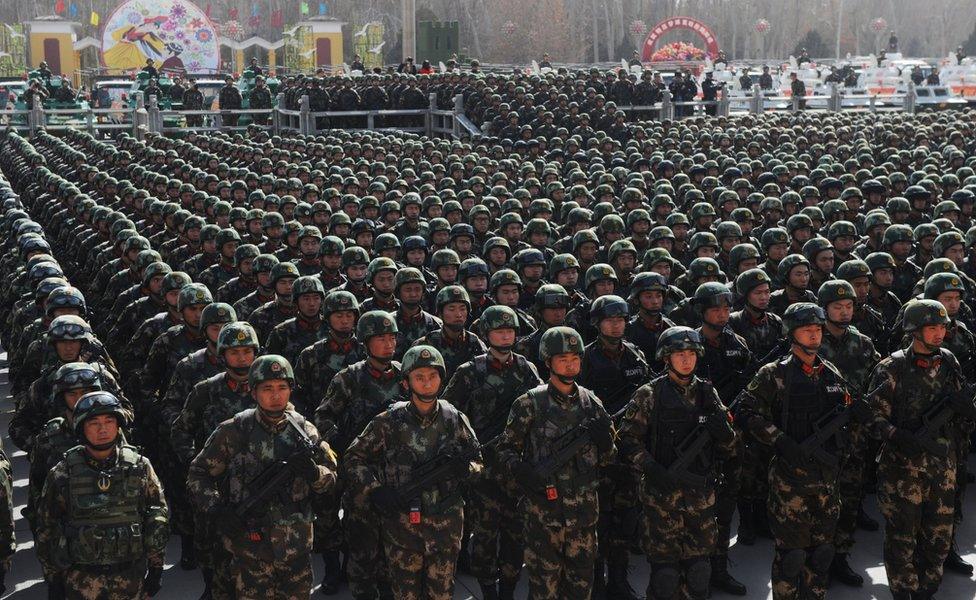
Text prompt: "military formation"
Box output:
[[0, 82, 975, 600]]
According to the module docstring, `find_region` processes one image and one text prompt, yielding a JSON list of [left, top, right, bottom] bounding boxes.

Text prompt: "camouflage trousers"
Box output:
[[738, 436, 772, 503], [523, 507, 597, 600], [597, 466, 640, 557], [714, 449, 742, 558], [833, 434, 869, 554], [767, 459, 840, 600], [466, 477, 524, 585], [382, 510, 463, 600], [159, 454, 193, 535], [229, 550, 312, 600], [63, 563, 144, 600], [343, 503, 391, 597], [312, 484, 343, 553], [640, 483, 717, 600], [196, 512, 235, 600], [878, 455, 956, 594]]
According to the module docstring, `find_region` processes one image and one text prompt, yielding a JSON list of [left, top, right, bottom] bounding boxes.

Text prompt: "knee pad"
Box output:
[[808, 543, 835, 574], [684, 558, 712, 599], [780, 548, 807, 579], [647, 564, 680, 600]]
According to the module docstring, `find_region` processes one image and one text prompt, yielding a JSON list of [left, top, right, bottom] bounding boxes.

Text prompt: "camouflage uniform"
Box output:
[[293, 335, 364, 418], [344, 346, 481, 600], [0, 440, 14, 592], [414, 328, 487, 382]]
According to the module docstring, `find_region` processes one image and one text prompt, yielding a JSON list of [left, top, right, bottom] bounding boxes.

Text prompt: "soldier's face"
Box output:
[[441, 302, 468, 329], [746, 285, 770, 311], [346, 265, 367, 283], [541, 307, 567, 326], [827, 299, 854, 326], [373, 271, 395, 295], [297, 293, 323, 318], [83, 415, 119, 448], [254, 380, 291, 413], [329, 311, 357, 335], [224, 346, 256, 371], [815, 251, 834, 274], [548, 352, 581, 380], [149, 275, 165, 294], [918, 324, 947, 348], [872, 268, 894, 289], [276, 278, 296, 299], [703, 305, 730, 328], [183, 305, 205, 328], [598, 316, 627, 339], [792, 325, 823, 351], [944, 244, 965, 266], [788, 266, 810, 290], [64, 387, 95, 412], [55, 340, 82, 362], [556, 269, 579, 288], [465, 275, 488, 294], [937, 291, 962, 317], [494, 284, 519, 306], [669, 349, 698, 376], [368, 333, 397, 360], [165, 290, 181, 309], [205, 324, 223, 344], [406, 367, 442, 402], [487, 328, 516, 350], [399, 282, 425, 306]]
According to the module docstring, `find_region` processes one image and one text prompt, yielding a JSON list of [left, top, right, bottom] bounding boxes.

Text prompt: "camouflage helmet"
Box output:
[[589, 294, 629, 325], [584, 263, 618, 290], [435, 285, 471, 313], [367, 257, 398, 284], [48, 315, 91, 342], [141, 261, 172, 287], [693, 282, 733, 315], [902, 299, 950, 333], [479, 305, 519, 336], [45, 286, 87, 316], [882, 224, 914, 248], [539, 326, 585, 361], [864, 252, 896, 274], [629, 272, 669, 303], [782, 302, 826, 334], [835, 259, 872, 282], [178, 283, 213, 310], [253, 254, 280, 273], [291, 275, 325, 301], [924, 272, 967, 301], [729, 244, 761, 272], [933, 231, 965, 258], [549, 253, 581, 276], [323, 290, 360, 318], [161, 271, 193, 295], [817, 280, 856, 307], [72, 391, 128, 439], [357, 310, 399, 340], [535, 283, 571, 309], [395, 267, 427, 292], [490, 269, 522, 293], [341, 246, 370, 269], [777, 254, 811, 283], [217, 322, 259, 355], [688, 257, 723, 281], [53, 362, 103, 398], [248, 354, 295, 388], [199, 302, 237, 332], [735, 268, 772, 296], [430, 248, 461, 270], [271, 262, 300, 284], [459, 258, 490, 281], [401, 345, 446, 381], [654, 326, 704, 362]]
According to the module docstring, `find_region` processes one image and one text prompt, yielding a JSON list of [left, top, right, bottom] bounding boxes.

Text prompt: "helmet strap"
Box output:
[[913, 331, 941, 353], [667, 363, 694, 385]]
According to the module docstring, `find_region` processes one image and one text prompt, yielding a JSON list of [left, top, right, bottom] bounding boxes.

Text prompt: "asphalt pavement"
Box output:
[[1, 349, 974, 599]]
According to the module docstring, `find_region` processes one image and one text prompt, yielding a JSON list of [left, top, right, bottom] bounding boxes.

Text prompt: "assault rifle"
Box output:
[[912, 384, 976, 457], [235, 418, 326, 520], [666, 420, 712, 488], [534, 417, 600, 480], [797, 405, 849, 468], [394, 444, 484, 506]]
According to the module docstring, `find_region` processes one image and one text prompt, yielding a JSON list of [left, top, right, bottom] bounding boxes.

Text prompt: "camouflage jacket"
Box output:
[[157, 347, 222, 429], [247, 300, 297, 345], [264, 316, 330, 367], [294, 336, 365, 417], [121, 312, 181, 379], [393, 308, 443, 358], [728, 308, 784, 363], [314, 360, 403, 453], [198, 262, 238, 295], [819, 326, 881, 394], [171, 372, 255, 464], [106, 294, 167, 352], [215, 276, 257, 305], [232, 289, 275, 320], [139, 324, 207, 409], [580, 339, 649, 414], [415, 328, 487, 382], [187, 408, 337, 560]]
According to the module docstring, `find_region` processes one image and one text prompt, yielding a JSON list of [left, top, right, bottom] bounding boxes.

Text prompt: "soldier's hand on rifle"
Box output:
[[297, 455, 321, 483], [849, 398, 873, 424], [513, 461, 546, 492], [888, 427, 923, 458], [704, 412, 734, 443], [448, 454, 471, 479], [143, 566, 163, 598], [949, 389, 976, 420], [369, 485, 402, 512], [588, 415, 614, 452], [640, 456, 679, 489], [774, 435, 809, 467]]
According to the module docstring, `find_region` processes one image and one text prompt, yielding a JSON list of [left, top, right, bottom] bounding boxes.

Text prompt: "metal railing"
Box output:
[[0, 82, 938, 140]]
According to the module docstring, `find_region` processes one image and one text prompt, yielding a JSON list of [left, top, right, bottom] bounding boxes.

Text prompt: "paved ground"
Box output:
[[1, 350, 974, 599]]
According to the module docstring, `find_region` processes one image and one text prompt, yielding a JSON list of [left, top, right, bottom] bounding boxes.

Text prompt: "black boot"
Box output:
[[498, 580, 517, 600], [737, 503, 756, 546], [479, 580, 498, 600], [319, 550, 342, 595], [856, 504, 879, 531], [710, 555, 747, 596], [912, 589, 936, 600], [829, 553, 864, 587], [180, 534, 197, 570], [605, 550, 641, 600], [592, 559, 606, 600], [944, 545, 974, 576], [198, 568, 213, 600], [890, 592, 912, 600]]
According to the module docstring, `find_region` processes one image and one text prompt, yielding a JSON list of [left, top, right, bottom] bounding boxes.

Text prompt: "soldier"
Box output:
[[729, 268, 784, 362], [737, 303, 861, 600], [415, 285, 487, 382], [866, 299, 976, 600], [218, 76, 243, 127], [265, 275, 329, 366], [0, 438, 11, 596], [344, 345, 483, 600], [494, 326, 616, 600], [248, 261, 300, 344], [216, 243, 260, 304], [516, 283, 572, 379], [617, 326, 737, 600], [393, 267, 442, 355], [579, 294, 647, 599], [36, 391, 168, 600], [187, 355, 338, 598], [119, 271, 192, 382], [249, 75, 273, 126], [233, 253, 279, 320], [442, 305, 542, 599], [316, 310, 402, 599]]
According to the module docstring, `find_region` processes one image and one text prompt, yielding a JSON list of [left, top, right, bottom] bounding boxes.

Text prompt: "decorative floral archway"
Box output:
[[640, 17, 720, 62]]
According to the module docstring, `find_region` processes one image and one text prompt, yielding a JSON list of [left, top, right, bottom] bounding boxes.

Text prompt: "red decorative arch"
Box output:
[[641, 17, 720, 62]]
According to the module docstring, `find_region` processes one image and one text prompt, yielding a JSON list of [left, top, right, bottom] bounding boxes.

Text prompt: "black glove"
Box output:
[[143, 566, 163, 597], [588, 415, 614, 452], [48, 579, 66, 600], [774, 435, 809, 467], [704, 412, 734, 443], [888, 427, 924, 458], [369, 485, 402, 512], [849, 398, 873, 424], [641, 456, 679, 489], [296, 454, 321, 483], [949, 390, 976, 420], [448, 454, 471, 479], [513, 461, 546, 492]]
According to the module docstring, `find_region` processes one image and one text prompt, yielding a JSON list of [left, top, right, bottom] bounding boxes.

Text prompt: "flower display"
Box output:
[[650, 41, 708, 62]]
